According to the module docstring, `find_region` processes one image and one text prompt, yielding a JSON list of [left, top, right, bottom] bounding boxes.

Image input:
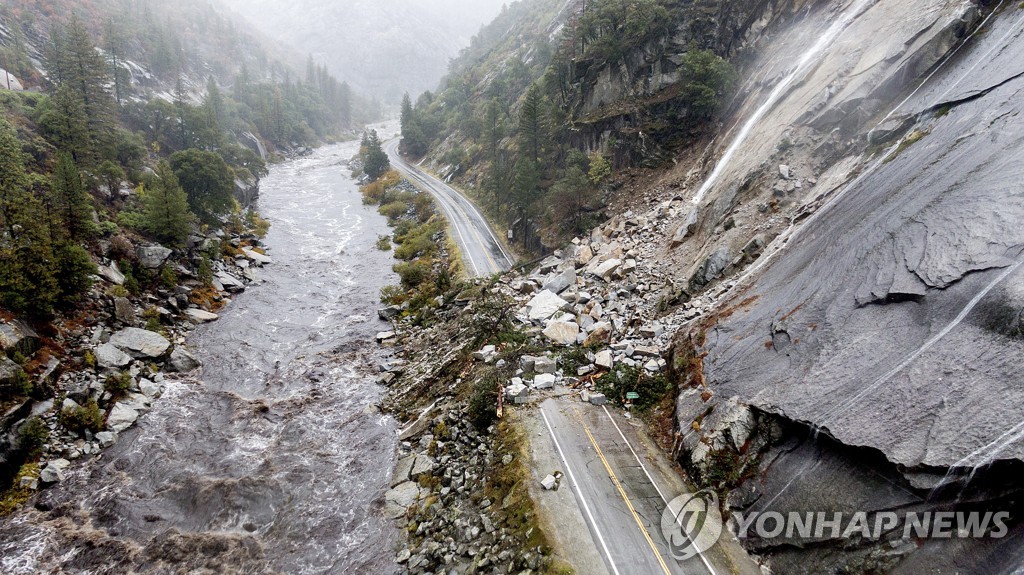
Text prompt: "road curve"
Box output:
[[383, 139, 515, 276]]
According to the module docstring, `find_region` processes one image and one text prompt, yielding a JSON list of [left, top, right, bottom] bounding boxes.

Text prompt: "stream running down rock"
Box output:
[[0, 142, 401, 574]]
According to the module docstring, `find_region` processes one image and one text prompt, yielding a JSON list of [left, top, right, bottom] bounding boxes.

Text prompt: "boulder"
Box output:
[[583, 322, 613, 347], [532, 373, 556, 390], [472, 345, 497, 362], [378, 306, 402, 321], [541, 474, 558, 490], [392, 454, 417, 487], [595, 350, 614, 370], [543, 320, 579, 346], [385, 481, 422, 519], [0, 356, 23, 388], [138, 378, 162, 398], [136, 245, 173, 269], [689, 247, 732, 290], [592, 258, 622, 280], [533, 357, 557, 374], [575, 245, 594, 267], [0, 321, 40, 357], [97, 263, 125, 285], [107, 402, 139, 432], [109, 328, 171, 359], [40, 459, 71, 483], [410, 455, 435, 478], [95, 431, 117, 448], [184, 308, 219, 323], [524, 290, 570, 322], [113, 297, 137, 325], [241, 247, 273, 265], [95, 343, 132, 369], [216, 271, 245, 292], [542, 268, 576, 294], [504, 381, 529, 402], [167, 347, 201, 373], [589, 393, 608, 406]]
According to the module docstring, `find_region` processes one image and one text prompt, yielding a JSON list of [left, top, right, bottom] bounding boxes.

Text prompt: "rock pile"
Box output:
[[2, 228, 273, 489]]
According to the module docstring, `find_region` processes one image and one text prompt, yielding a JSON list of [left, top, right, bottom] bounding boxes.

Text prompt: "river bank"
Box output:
[[0, 141, 402, 574]]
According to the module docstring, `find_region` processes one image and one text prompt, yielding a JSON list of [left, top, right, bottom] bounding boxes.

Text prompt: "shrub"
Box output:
[[378, 201, 409, 221], [468, 375, 500, 431], [393, 261, 431, 290], [104, 371, 133, 395], [60, 399, 105, 434], [16, 417, 49, 456], [596, 365, 671, 410], [380, 284, 405, 305], [375, 235, 392, 251]]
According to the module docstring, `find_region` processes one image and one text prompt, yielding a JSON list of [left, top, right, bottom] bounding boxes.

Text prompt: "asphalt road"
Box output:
[[383, 139, 515, 276], [536, 398, 761, 575]]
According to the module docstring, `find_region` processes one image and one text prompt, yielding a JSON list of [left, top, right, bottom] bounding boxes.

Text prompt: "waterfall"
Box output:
[[689, 0, 875, 208]]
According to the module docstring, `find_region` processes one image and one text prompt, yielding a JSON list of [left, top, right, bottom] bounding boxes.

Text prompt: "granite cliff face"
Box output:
[[663, 0, 1024, 571]]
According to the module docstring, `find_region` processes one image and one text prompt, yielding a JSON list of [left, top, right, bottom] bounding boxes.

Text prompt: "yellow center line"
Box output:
[[575, 407, 674, 575]]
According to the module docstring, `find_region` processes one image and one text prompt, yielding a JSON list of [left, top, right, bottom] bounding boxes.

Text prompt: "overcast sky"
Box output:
[[221, 0, 511, 102]]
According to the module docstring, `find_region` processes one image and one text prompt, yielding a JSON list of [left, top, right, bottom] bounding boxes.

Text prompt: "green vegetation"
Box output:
[[16, 417, 49, 457], [596, 365, 671, 410], [396, 0, 737, 253], [60, 398, 105, 435], [361, 130, 391, 181], [103, 371, 133, 396]]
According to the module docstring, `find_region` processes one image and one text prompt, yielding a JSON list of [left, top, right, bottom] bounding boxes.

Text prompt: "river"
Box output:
[[0, 140, 401, 574]]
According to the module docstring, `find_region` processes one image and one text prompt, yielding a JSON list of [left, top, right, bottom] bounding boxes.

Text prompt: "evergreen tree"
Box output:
[[362, 130, 390, 181], [50, 16, 116, 160], [169, 148, 235, 223], [143, 161, 193, 246], [48, 154, 95, 242], [0, 119, 59, 315], [37, 86, 91, 162], [205, 76, 225, 128], [339, 81, 352, 129]]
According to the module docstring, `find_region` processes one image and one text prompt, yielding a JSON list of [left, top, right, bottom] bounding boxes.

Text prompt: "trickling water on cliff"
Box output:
[[0, 141, 401, 574]]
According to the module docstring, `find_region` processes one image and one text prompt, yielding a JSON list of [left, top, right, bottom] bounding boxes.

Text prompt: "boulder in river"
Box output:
[[166, 347, 201, 373], [107, 402, 139, 432], [40, 459, 71, 483]]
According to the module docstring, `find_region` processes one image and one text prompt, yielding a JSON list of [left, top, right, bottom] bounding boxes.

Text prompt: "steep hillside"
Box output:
[[400, 0, 1024, 572], [0, 0, 372, 511]]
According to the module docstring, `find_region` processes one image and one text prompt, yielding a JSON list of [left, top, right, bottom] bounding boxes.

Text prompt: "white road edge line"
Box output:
[[386, 142, 483, 275], [541, 407, 623, 575], [602, 405, 719, 575]]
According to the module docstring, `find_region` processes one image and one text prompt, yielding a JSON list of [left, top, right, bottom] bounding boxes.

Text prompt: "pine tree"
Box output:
[[169, 149, 235, 223], [38, 86, 91, 162], [363, 130, 390, 181], [48, 153, 95, 242], [143, 161, 193, 246], [339, 82, 352, 129], [0, 119, 59, 315], [205, 75, 224, 128], [51, 16, 116, 159]]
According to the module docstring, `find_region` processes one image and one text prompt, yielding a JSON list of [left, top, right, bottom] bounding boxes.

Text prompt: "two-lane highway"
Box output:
[[535, 398, 762, 575], [383, 139, 515, 276]]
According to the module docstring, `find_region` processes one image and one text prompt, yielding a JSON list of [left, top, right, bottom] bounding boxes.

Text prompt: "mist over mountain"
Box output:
[[219, 0, 509, 103]]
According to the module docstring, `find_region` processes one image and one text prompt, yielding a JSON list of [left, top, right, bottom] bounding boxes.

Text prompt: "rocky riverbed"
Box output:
[[0, 142, 402, 574]]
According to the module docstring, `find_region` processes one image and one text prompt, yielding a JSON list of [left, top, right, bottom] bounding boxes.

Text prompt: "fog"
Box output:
[[220, 0, 511, 103]]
